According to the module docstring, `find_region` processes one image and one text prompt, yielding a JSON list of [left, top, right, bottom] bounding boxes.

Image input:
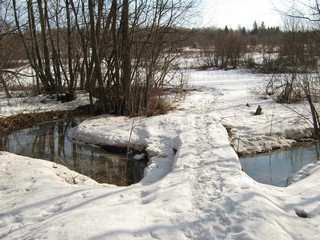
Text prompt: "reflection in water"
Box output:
[[240, 145, 318, 187], [0, 118, 147, 186]]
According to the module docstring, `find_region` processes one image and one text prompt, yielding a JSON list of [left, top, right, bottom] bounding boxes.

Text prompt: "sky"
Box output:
[[200, 0, 284, 29]]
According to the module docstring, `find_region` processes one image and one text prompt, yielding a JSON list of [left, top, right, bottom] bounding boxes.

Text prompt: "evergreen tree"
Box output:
[[224, 25, 229, 33], [240, 27, 247, 35], [251, 20, 258, 35], [259, 21, 266, 35]]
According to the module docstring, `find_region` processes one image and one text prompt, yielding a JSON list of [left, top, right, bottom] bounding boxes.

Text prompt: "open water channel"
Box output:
[[0, 118, 147, 186], [240, 144, 319, 187], [3, 117, 317, 187]]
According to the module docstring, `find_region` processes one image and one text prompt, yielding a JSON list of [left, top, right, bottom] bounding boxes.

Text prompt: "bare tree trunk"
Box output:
[[306, 93, 320, 138], [0, 71, 10, 98], [47, 0, 63, 97], [109, 0, 121, 114], [121, 0, 131, 115], [28, 0, 49, 91], [88, 0, 108, 113], [304, 78, 320, 138], [37, 0, 55, 92], [65, 0, 76, 99]]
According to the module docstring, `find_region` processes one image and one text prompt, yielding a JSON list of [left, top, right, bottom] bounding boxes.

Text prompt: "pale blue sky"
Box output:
[[200, 0, 284, 29]]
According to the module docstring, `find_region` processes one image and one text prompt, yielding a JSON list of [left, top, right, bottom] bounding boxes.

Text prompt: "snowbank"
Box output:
[[0, 92, 91, 117], [185, 69, 314, 155]]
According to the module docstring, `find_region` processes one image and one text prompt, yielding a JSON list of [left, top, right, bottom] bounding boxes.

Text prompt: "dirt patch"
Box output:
[[0, 110, 90, 135]]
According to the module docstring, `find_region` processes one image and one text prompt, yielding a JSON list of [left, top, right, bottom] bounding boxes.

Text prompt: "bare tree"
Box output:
[[269, 1, 320, 138], [0, 0, 25, 98], [0, 0, 12, 97], [11, 0, 197, 116], [121, 0, 131, 115], [128, 0, 196, 115]]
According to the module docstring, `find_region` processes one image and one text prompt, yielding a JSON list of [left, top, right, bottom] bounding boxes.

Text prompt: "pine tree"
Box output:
[[224, 25, 229, 34], [259, 21, 266, 35], [251, 21, 258, 35]]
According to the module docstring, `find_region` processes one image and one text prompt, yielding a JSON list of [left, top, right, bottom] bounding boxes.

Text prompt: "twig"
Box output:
[[268, 94, 313, 127], [124, 119, 135, 180], [269, 102, 276, 136]]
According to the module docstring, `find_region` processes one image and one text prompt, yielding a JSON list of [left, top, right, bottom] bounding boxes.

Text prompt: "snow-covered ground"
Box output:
[[1, 69, 320, 239], [0, 92, 91, 117]]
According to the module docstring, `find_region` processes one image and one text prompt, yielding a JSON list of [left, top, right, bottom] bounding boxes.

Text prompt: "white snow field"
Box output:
[[1, 69, 320, 239]]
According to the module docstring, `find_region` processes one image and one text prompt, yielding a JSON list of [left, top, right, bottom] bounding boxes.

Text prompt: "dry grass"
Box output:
[[0, 111, 74, 134], [142, 98, 174, 117]]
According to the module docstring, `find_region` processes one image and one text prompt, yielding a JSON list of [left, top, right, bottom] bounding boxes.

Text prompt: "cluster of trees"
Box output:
[[183, 19, 320, 73], [186, 21, 310, 70], [0, 0, 195, 116], [183, 21, 283, 69]]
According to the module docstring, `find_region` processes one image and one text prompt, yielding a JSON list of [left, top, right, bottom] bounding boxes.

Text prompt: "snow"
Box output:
[[133, 153, 146, 161], [0, 92, 91, 117], [1, 69, 320, 239]]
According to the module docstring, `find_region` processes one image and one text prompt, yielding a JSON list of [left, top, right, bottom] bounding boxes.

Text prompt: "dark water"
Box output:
[[0, 118, 147, 186], [240, 144, 318, 187]]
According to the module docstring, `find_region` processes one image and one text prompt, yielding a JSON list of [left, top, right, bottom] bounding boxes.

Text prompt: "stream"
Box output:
[[240, 144, 319, 187], [0, 117, 147, 186], [5, 116, 317, 187]]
